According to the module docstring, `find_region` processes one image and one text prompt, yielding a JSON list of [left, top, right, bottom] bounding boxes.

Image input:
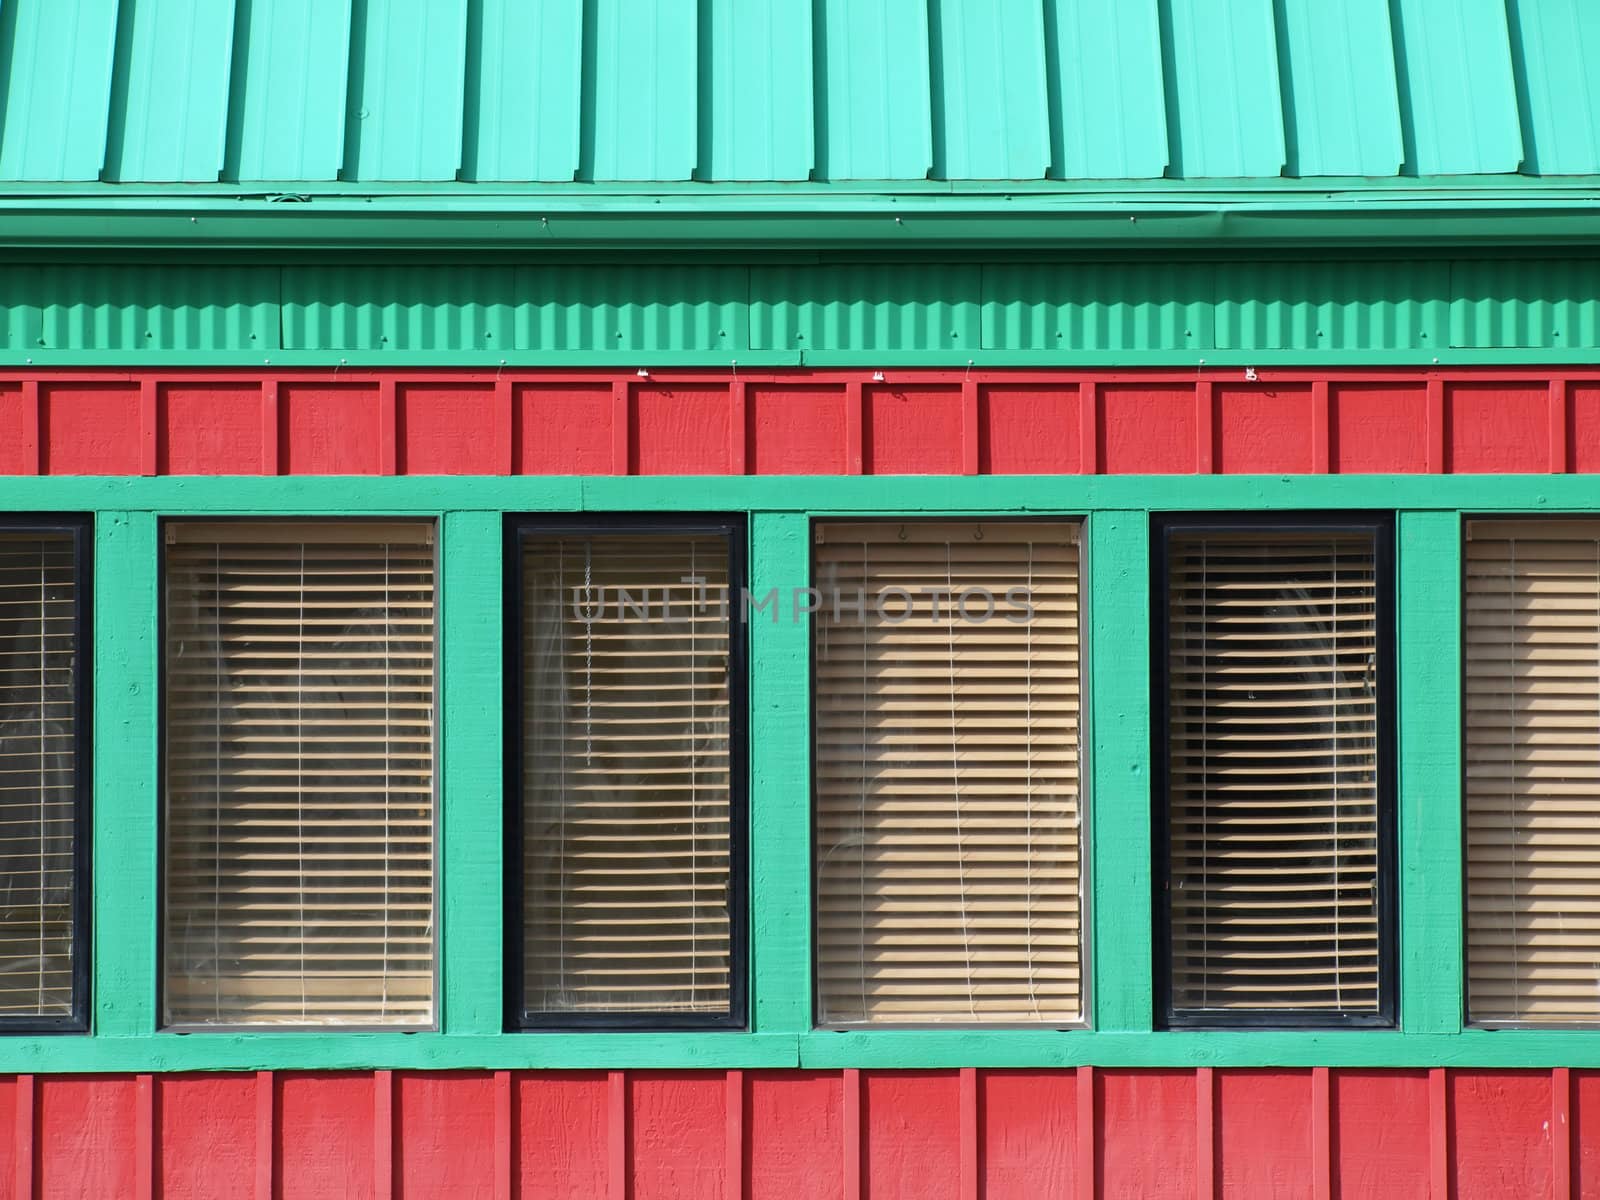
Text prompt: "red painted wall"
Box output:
[[0, 367, 1585, 477], [6, 365, 1580, 1194], [0, 1068, 1586, 1198]]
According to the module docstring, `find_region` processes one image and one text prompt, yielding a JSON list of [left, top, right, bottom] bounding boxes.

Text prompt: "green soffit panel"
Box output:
[[0, 0, 1596, 191], [1, 258, 1599, 361]]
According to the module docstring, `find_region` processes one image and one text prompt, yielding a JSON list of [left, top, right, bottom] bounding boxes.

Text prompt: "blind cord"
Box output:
[[1024, 540, 1038, 1018], [1510, 538, 1520, 1017], [557, 544, 568, 1006], [35, 547, 45, 1011], [381, 542, 392, 1020], [294, 543, 307, 1021], [212, 541, 222, 1021], [1201, 540, 1210, 1010], [690, 539, 699, 1005], [1332, 544, 1342, 1009], [583, 542, 593, 764], [859, 541, 868, 1022], [947, 541, 977, 1020]]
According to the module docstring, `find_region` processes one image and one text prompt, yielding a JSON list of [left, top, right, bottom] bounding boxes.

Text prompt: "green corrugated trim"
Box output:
[[4, 257, 1600, 360], [0, 472, 1581, 1073]]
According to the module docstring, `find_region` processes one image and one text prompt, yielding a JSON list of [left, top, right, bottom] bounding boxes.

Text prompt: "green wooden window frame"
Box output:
[[0, 474, 1591, 1071]]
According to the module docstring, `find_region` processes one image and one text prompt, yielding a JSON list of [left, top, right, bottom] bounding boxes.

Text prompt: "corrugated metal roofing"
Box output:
[[0, 0, 1595, 186]]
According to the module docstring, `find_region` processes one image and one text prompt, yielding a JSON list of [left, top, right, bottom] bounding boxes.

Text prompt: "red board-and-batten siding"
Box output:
[[0, 367, 1590, 476], [5, 365, 1584, 1199], [0, 1068, 1594, 1198]]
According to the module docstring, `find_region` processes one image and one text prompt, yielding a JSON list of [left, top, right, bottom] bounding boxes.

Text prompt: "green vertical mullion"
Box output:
[[439, 511, 504, 1035], [93, 511, 160, 1036], [1397, 510, 1464, 1033], [747, 512, 811, 1034], [1088, 510, 1153, 1032]]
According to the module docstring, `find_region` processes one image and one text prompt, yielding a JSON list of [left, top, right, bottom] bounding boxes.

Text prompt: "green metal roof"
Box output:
[[0, 0, 1595, 248]]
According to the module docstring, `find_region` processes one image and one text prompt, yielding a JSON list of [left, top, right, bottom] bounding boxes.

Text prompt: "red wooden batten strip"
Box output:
[[374, 1069, 394, 1200], [729, 380, 748, 474], [1195, 380, 1215, 473], [135, 1073, 155, 1200], [1425, 377, 1445, 473], [493, 378, 514, 475], [1549, 379, 1569, 473], [844, 380, 864, 474], [1310, 380, 1331, 474], [377, 379, 398, 475], [18, 380, 38, 475], [1311, 1066, 1331, 1200], [1196, 1067, 1215, 1200], [608, 1070, 626, 1200], [1079, 380, 1099, 473], [959, 1067, 978, 1200], [1076, 1067, 1094, 1200], [843, 1068, 862, 1200], [494, 1069, 513, 1200], [725, 1069, 744, 1200], [254, 1071, 273, 1200], [1429, 1067, 1449, 1199], [14, 1074, 33, 1200], [138, 380, 158, 477], [960, 379, 979, 475], [610, 382, 630, 475], [259, 381, 279, 475], [1553, 1066, 1572, 1200]]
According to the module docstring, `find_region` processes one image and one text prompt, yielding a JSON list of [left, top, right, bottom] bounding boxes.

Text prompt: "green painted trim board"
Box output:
[[0, 475, 1584, 1073]]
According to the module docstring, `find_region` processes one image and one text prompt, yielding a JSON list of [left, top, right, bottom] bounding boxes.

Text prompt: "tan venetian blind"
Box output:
[[0, 532, 78, 1018], [163, 521, 436, 1027], [1165, 529, 1382, 1017], [1465, 519, 1600, 1023], [813, 521, 1083, 1026], [520, 532, 732, 1017]]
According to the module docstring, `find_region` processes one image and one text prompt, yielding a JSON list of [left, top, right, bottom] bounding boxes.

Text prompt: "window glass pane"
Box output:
[[163, 521, 436, 1027], [1164, 528, 1382, 1019], [1465, 518, 1600, 1024], [519, 531, 733, 1018], [0, 531, 78, 1019], [813, 521, 1085, 1026]]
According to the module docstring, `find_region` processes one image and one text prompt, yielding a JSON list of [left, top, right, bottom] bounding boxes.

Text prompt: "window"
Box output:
[[162, 521, 436, 1028], [1154, 517, 1394, 1027], [813, 520, 1085, 1026], [1464, 518, 1600, 1024], [0, 519, 89, 1030], [508, 518, 745, 1028]]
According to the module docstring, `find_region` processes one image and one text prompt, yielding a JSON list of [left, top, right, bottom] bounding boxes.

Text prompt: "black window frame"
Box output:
[[0, 514, 92, 1035], [1151, 512, 1398, 1031], [504, 513, 749, 1032]]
